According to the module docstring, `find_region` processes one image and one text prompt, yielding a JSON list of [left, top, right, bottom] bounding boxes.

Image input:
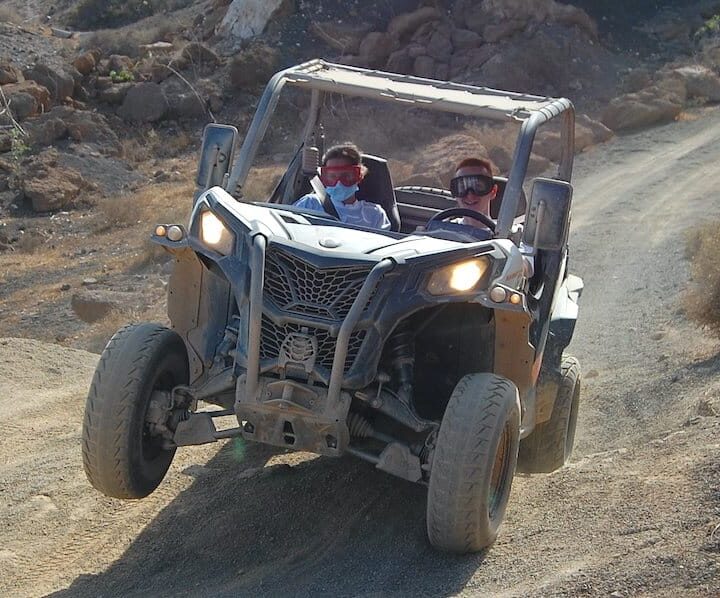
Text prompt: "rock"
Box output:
[[359, 32, 398, 69], [118, 82, 168, 123], [23, 63, 75, 102], [670, 65, 720, 102], [229, 43, 280, 89], [387, 6, 442, 40], [483, 20, 525, 43], [82, 278, 98, 286], [18, 150, 95, 212], [139, 41, 175, 55], [162, 78, 217, 120], [621, 68, 653, 93], [309, 21, 370, 55], [107, 55, 134, 74], [451, 28, 482, 51], [1, 92, 37, 122], [576, 113, 614, 144], [426, 29, 454, 62], [0, 134, 11, 153], [601, 87, 683, 131], [73, 52, 96, 76], [24, 117, 68, 149], [65, 111, 122, 156], [218, 0, 291, 41], [180, 42, 221, 70], [413, 55, 435, 78], [449, 52, 471, 78], [97, 82, 134, 105], [2, 81, 52, 116], [466, 44, 499, 70], [0, 63, 21, 85], [399, 172, 444, 187], [385, 49, 414, 75], [71, 289, 139, 323]]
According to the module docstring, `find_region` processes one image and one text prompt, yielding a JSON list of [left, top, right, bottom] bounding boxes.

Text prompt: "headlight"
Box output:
[[200, 210, 234, 255], [426, 257, 490, 296]]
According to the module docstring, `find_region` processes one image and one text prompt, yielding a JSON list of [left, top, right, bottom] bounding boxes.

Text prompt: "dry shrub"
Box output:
[[242, 165, 285, 201], [685, 221, 720, 333], [93, 179, 194, 234]]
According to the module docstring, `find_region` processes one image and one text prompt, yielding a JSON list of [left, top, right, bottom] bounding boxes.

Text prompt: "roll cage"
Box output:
[[221, 59, 575, 238]]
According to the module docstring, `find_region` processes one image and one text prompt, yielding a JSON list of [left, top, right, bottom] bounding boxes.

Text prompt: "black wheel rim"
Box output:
[[141, 369, 178, 462]]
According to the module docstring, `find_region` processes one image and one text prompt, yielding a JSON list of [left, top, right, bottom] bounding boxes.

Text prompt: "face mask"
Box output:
[[325, 182, 359, 207]]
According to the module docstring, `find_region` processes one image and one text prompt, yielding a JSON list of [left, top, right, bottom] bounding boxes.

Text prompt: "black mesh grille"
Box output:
[[260, 315, 366, 372], [264, 247, 371, 321]]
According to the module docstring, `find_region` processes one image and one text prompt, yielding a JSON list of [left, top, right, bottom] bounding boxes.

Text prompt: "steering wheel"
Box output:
[[427, 207, 496, 232]]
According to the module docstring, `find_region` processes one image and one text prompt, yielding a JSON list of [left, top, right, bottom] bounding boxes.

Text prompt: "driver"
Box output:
[[450, 157, 498, 229], [294, 143, 391, 230]]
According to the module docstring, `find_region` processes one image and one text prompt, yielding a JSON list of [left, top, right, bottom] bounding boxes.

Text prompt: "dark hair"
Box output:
[[455, 157, 496, 175], [322, 142, 362, 166]]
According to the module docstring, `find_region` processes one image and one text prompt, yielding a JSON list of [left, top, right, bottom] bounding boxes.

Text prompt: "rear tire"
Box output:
[[82, 323, 189, 499], [518, 354, 581, 473], [426, 373, 520, 553]]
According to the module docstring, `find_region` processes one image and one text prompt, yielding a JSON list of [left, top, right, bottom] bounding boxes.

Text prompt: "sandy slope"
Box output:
[[1, 109, 720, 597]]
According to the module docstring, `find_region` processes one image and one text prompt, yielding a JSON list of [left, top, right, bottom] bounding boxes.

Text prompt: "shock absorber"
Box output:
[[387, 322, 414, 404]]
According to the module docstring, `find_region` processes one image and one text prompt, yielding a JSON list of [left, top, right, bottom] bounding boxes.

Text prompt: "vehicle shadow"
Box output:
[[52, 440, 486, 598]]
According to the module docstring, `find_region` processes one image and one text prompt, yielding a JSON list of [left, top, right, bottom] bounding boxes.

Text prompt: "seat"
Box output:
[[490, 176, 527, 219], [356, 154, 401, 232]]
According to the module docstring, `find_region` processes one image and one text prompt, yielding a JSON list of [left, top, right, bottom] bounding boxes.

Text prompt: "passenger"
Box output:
[[294, 143, 391, 230], [450, 157, 498, 229]]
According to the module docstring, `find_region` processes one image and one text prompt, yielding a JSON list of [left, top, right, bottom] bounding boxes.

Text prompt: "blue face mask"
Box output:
[[325, 182, 359, 207]]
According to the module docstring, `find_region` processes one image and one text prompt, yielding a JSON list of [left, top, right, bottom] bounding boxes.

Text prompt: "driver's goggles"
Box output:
[[450, 174, 495, 198], [319, 165, 362, 187]]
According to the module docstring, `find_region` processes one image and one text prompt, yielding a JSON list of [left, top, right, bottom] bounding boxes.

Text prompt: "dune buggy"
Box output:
[[82, 60, 583, 553]]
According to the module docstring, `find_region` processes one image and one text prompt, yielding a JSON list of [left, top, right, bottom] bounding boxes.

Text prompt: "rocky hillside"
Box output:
[[1, 0, 720, 348]]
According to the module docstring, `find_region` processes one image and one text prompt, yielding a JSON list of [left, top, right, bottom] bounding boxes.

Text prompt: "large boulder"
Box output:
[[670, 65, 720, 102], [17, 150, 96, 212], [309, 21, 370, 54], [229, 43, 280, 89], [0, 63, 21, 85], [162, 77, 221, 120], [218, 0, 293, 42], [73, 52, 97, 76], [387, 6, 443, 41], [359, 32, 398, 69], [118, 82, 168, 123], [2, 81, 51, 119], [601, 87, 683, 131], [23, 63, 77, 102]]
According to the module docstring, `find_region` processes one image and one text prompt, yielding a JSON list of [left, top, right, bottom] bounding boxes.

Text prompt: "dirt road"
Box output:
[[2, 109, 720, 597]]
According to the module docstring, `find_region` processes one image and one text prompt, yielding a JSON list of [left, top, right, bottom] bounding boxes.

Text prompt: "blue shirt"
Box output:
[[294, 194, 391, 230]]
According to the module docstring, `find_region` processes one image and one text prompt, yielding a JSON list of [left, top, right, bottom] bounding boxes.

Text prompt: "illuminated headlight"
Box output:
[[200, 211, 234, 255], [426, 257, 490, 296]]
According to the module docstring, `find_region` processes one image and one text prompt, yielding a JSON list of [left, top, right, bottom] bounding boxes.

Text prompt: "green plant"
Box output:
[[9, 129, 30, 163], [695, 14, 720, 39], [109, 69, 135, 83]]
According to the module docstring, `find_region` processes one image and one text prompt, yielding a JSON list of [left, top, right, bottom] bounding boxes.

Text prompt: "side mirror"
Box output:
[[523, 178, 572, 251], [196, 124, 238, 192]]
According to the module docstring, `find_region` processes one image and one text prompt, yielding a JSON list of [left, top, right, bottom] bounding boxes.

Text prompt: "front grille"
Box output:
[[264, 247, 371, 321], [260, 315, 366, 372]]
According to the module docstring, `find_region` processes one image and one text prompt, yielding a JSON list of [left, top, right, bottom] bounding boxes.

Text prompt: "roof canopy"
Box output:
[[282, 60, 564, 122]]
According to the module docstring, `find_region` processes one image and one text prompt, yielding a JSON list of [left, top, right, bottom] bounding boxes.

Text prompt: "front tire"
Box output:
[[82, 323, 189, 499], [426, 373, 521, 553], [518, 354, 581, 473]]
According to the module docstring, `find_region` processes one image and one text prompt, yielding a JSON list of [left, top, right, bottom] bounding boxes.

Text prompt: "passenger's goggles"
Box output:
[[450, 174, 495, 198], [319, 165, 362, 187]]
